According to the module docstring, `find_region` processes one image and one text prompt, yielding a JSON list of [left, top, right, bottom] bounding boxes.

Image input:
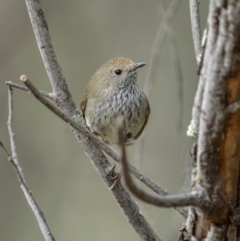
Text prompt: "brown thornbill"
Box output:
[[81, 57, 150, 145]]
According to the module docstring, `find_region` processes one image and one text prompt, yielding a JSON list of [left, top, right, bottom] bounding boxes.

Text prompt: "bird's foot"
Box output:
[[106, 165, 121, 190]]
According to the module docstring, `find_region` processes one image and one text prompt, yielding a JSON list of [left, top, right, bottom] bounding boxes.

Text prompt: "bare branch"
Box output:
[[24, 1, 164, 237], [7, 86, 25, 181], [25, 0, 75, 111], [0, 141, 11, 158], [5, 81, 54, 100], [129, 163, 188, 217], [188, 1, 240, 238], [22, 0, 188, 238], [168, 29, 184, 130], [197, 0, 237, 194], [20, 75, 188, 218], [117, 119, 205, 208], [2, 87, 56, 241], [143, 0, 181, 97], [1, 145, 56, 241], [19, 77, 161, 240], [189, 0, 202, 65], [134, 0, 182, 178], [19, 75, 117, 162]]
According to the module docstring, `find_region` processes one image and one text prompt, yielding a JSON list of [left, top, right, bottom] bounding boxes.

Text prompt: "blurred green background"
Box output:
[[0, 1, 208, 240]]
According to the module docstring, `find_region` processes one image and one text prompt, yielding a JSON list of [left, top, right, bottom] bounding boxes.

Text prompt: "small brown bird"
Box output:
[[81, 57, 150, 145]]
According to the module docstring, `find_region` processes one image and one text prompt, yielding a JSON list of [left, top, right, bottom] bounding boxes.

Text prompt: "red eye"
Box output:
[[114, 69, 122, 76]]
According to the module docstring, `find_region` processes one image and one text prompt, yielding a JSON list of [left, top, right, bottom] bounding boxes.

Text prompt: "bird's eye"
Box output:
[[114, 69, 122, 76]]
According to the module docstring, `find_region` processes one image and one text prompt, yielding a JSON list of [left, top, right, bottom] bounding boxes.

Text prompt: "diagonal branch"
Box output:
[[1, 143, 56, 241], [117, 119, 205, 208], [24, 1, 164, 239], [135, 0, 182, 172], [5, 81, 54, 100], [25, 0, 74, 110], [1, 145, 56, 241], [7, 86, 25, 182], [20, 75, 188, 218], [1, 87, 56, 241], [143, 0, 181, 97], [167, 28, 183, 130], [19, 74, 162, 240]]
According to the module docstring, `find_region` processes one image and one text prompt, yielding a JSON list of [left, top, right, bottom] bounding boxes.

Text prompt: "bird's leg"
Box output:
[[105, 164, 121, 190]]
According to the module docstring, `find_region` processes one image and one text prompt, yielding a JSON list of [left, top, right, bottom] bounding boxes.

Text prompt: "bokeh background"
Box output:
[[0, 1, 208, 240]]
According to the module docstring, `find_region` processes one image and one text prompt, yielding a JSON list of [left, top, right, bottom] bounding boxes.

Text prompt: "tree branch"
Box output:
[[1, 142, 56, 241], [20, 75, 188, 218], [117, 118, 206, 208], [1, 87, 56, 241], [25, 0, 74, 110], [197, 0, 236, 196], [24, 1, 165, 239], [189, 1, 240, 239], [7, 86, 25, 181], [189, 0, 202, 65], [167, 28, 184, 130], [5, 81, 54, 100], [143, 0, 181, 97], [134, 0, 183, 181]]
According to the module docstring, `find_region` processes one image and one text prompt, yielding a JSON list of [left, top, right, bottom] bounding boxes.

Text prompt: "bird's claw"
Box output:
[[105, 165, 121, 190], [108, 173, 121, 190]]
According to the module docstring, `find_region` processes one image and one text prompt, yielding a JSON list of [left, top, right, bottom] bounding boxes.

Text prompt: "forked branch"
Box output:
[[0, 87, 56, 241], [5, 81, 54, 100], [19, 75, 188, 217]]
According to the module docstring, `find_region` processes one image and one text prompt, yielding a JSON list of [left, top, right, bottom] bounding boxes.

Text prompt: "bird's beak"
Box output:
[[132, 62, 146, 71]]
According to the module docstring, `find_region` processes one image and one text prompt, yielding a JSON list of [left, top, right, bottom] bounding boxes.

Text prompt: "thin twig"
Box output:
[[24, 7, 161, 237], [189, 0, 202, 65], [168, 28, 183, 131], [117, 119, 204, 208], [135, 0, 181, 168], [23, 1, 184, 238], [19, 75, 118, 162], [143, 0, 181, 97], [7, 86, 25, 182], [20, 75, 188, 218], [5, 81, 54, 100], [133, 23, 186, 216], [0, 141, 11, 158], [0, 143, 56, 241], [3, 87, 56, 241], [129, 162, 187, 217]]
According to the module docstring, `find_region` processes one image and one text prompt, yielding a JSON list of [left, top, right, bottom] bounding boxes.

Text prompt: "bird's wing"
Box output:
[[134, 102, 150, 140], [80, 93, 88, 119]]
